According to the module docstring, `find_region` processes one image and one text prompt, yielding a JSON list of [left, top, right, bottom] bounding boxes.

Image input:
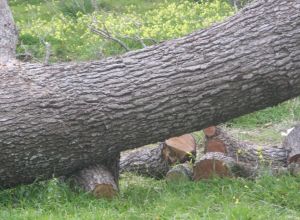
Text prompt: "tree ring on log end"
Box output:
[[206, 139, 226, 153], [203, 126, 217, 137], [193, 159, 231, 181]]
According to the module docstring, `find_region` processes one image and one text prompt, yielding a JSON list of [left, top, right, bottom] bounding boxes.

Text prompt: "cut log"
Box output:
[[203, 126, 217, 137], [2, 0, 300, 188], [166, 163, 193, 182], [205, 139, 226, 153], [282, 125, 300, 164], [194, 152, 235, 180], [68, 155, 119, 199], [193, 152, 263, 180], [162, 134, 197, 165], [120, 143, 169, 178], [120, 134, 195, 179], [288, 163, 300, 177], [69, 165, 118, 198], [203, 126, 288, 167], [193, 152, 290, 180]]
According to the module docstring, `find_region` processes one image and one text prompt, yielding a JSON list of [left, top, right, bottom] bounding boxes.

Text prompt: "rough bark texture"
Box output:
[[0, 0, 18, 65], [162, 134, 196, 165], [282, 125, 300, 164], [120, 144, 169, 178], [69, 165, 118, 198], [68, 154, 120, 198], [1, 0, 300, 188], [166, 163, 193, 182], [204, 127, 289, 167], [119, 134, 195, 178]]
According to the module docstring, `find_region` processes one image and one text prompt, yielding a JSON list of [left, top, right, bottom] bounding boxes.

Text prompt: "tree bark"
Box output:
[[166, 163, 193, 182], [120, 144, 170, 178], [1, 0, 300, 188], [203, 126, 289, 167], [71, 167, 118, 199], [0, 0, 18, 65], [119, 134, 195, 178]]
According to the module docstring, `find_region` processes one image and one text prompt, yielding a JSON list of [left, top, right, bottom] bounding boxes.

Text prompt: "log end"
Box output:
[[206, 140, 226, 153], [163, 134, 196, 165], [92, 183, 118, 199], [166, 164, 192, 183], [193, 159, 231, 181], [203, 126, 217, 137]]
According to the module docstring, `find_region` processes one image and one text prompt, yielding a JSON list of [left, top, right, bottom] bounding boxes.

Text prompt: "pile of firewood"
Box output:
[[68, 125, 300, 198], [120, 125, 300, 183]]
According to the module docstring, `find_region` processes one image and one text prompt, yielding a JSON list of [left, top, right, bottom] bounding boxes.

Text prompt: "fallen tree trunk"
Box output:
[[1, 0, 300, 188]]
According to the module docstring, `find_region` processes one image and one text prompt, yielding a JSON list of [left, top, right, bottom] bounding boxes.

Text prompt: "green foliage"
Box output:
[[0, 174, 299, 219], [12, 0, 234, 62]]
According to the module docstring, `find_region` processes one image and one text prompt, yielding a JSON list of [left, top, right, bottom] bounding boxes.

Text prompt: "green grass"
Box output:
[[228, 98, 300, 129], [1, 174, 299, 220]]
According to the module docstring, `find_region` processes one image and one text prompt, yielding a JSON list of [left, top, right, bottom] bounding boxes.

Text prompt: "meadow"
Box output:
[[1, 0, 299, 219]]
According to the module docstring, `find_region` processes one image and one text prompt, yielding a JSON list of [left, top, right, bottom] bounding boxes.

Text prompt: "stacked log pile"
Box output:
[[120, 125, 300, 184], [68, 125, 300, 198]]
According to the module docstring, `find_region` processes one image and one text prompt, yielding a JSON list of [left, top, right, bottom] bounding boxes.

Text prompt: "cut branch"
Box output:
[[89, 25, 130, 52]]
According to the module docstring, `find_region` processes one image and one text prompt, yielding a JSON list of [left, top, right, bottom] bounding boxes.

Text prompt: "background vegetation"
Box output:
[[1, 0, 299, 219]]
